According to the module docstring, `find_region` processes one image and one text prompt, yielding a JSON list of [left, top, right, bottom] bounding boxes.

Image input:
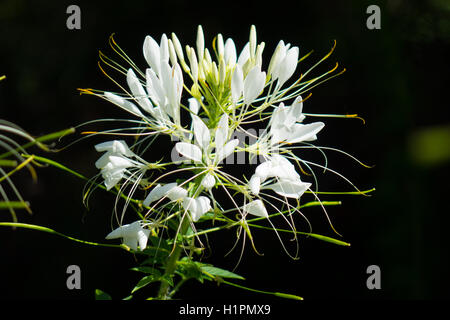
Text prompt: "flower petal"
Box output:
[[265, 179, 311, 199], [143, 183, 177, 206], [143, 35, 161, 75], [244, 199, 268, 218], [231, 64, 244, 105], [126, 68, 154, 114], [285, 122, 325, 144], [276, 46, 299, 87], [216, 139, 239, 164], [166, 186, 188, 201], [215, 113, 229, 152], [224, 38, 237, 65], [249, 175, 261, 195], [95, 140, 134, 157], [188, 97, 200, 115], [175, 142, 203, 163], [244, 66, 266, 105], [104, 92, 143, 117], [137, 229, 151, 251], [201, 173, 216, 190], [192, 115, 210, 150]]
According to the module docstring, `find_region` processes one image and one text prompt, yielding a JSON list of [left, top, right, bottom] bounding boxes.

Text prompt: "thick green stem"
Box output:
[[157, 214, 190, 300]]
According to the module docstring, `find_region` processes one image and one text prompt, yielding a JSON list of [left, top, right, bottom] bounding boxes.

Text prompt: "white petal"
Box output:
[[95, 140, 134, 157], [126, 69, 154, 114], [244, 199, 268, 218], [104, 170, 125, 191], [123, 236, 138, 251], [215, 113, 229, 151], [160, 34, 169, 63], [95, 152, 111, 169], [290, 96, 305, 123], [168, 39, 178, 66], [277, 46, 299, 87], [231, 64, 244, 105], [265, 179, 311, 199], [166, 186, 188, 201], [201, 173, 216, 190], [108, 155, 134, 169], [145, 68, 166, 107], [104, 92, 143, 117], [285, 122, 325, 144], [184, 196, 211, 222], [143, 183, 177, 206], [249, 175, 261, 195], [143, 35, 161, 75], [182, 197, 197, 212], [196, 25, 205, 61], [224, 38, 237, 65], [158, 62, 176, 119], [188, 97, 200, 115], [216, 139, 239, 164], [137, 229, 150, 251], [192, 115, 210, 150], [195, 196, 211, 219], [254, 160, 271, 182], [267, 40, 285, 78], [249, 25, 257, 57], [175, 142, 203, 163], [105, 225, 125, 239], [237, 42, 250, 68], [243, 66, 266, 105], [188, 47, 198, 83], [106, 221, 139, 239]]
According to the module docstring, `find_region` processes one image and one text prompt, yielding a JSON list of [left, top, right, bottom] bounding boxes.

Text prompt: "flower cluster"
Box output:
[[84, 25, 348, 255]]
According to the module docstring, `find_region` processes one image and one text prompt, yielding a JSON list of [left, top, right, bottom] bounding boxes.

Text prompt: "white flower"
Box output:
[[243, 199, 268, 218], [182, 196, 212, 222], [249, 154, 311, 199], [201, 173, 216, 190], [143, 183, 211, 222], [95, 140, 146, 190], [269, 97, 325, 145], [105, 221, 150, 251], [268, 40, 299, 88], [231, 64, 266, 106], [175, 113, 239, 165], [143, 182, 188, 207]]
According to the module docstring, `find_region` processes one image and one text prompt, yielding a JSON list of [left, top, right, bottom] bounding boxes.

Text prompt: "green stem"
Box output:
[[220, 279, 303, 301], [157, 214, 191, 300], [0, 222, 128, 250]]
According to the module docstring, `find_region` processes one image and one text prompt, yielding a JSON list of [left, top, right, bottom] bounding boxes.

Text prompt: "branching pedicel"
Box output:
[[80, 25, 372, 300]]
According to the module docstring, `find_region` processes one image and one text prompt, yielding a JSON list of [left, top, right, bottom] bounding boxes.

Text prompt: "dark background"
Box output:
[[0, 0, 449, 301]]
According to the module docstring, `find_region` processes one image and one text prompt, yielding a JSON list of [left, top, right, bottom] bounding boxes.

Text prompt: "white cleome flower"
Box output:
[[95, 140, 147, 190], [182, 196, 212, 222], [248, 154, 311, 199], [105, 221, 150, 251]]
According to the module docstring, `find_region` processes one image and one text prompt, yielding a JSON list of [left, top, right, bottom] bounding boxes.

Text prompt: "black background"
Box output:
[[0, 0, 449, 303]]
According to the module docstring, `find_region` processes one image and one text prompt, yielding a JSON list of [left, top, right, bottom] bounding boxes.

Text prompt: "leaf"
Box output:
[[129, 266, 162, 275], [95, 289, 112, 300], [131, 275, 159, 294], [201, 265, 245, 280]]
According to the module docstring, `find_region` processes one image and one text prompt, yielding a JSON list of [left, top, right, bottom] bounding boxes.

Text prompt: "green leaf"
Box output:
[[130, 266, 162, 276], [201, 265, 245, 280], [95, 289, 112, 300], [274, 292, 304, 300], [131, 275, 159, 294]]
